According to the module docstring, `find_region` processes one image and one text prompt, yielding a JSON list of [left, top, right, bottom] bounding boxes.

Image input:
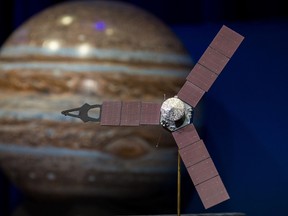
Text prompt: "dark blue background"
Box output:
[[0, 1, 288, 216]]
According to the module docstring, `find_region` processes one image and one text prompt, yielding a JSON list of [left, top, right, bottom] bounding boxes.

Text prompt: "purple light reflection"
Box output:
[[94, 21, 106, 31]]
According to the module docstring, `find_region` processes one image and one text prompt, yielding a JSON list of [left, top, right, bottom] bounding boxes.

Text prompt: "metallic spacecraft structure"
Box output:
[[62, 25, 244, 209]]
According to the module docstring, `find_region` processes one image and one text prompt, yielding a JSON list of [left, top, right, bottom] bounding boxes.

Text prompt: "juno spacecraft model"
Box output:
[[62, 25, 244, 209]]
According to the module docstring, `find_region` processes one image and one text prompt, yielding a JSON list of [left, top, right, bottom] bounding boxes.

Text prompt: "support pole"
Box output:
[[177, 151, 181, 216]]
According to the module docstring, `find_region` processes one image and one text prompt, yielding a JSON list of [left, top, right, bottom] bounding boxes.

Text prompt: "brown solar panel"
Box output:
[[173, 124, 230, 209], [177, 81, 205, 107], [179, 25, 244, 110], [186, 63, 218, 92], [178, 140, 210, 168], [140, 102, 161, 125], [172, 124, 200, 149], [120, 101, 141, 126], [100, 101, 122, 126], [187, 158, 219, 185], [210, 25, 245, 58], [198, 47, 229, 75], [195, 175, 230, 209]]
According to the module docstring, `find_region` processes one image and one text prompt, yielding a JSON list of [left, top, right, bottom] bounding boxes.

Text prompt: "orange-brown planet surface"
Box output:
[[0, 0, 193, 203]]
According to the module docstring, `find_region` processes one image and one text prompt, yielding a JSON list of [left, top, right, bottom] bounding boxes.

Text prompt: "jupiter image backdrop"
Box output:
[[0, 1, 194, 214]]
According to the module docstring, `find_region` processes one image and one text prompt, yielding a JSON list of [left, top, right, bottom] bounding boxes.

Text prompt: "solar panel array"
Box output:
[[172, 124, 229, 209], [178, 25, 244, 108], [100, 101, 161, 126]]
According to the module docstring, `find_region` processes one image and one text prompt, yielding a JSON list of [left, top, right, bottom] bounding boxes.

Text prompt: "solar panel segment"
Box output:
[[100, 101, 161, 126]]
